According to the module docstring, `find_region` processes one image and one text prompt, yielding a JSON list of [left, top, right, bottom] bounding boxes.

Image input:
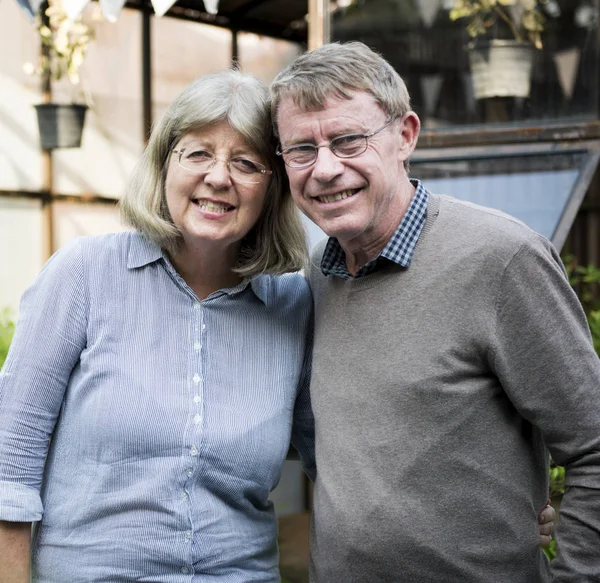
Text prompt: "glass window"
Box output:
[[331, 0, 600, 128], [411, 142, 600, 248]]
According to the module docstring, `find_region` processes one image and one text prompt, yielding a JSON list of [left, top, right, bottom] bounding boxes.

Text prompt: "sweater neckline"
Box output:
[[326, 194, 441, 293]]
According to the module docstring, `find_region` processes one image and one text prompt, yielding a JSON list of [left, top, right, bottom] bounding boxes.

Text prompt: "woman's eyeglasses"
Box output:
[[173, 148, 272, 184]]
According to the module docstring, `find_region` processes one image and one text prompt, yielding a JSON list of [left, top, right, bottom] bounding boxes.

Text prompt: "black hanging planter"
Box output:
[[34, 103, 88, 150]]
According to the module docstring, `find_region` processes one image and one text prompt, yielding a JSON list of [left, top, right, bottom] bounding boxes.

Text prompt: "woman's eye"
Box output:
[[232, 158, 262, 173], [186, 150, 213, 161]]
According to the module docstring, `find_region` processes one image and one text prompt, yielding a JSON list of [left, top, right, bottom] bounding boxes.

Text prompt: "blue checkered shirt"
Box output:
[[320, 179, 429, 278]]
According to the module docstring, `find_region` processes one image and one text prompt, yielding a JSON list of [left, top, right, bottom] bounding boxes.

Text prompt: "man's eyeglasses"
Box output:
[[276, 117, 395, 169], [172, 148, 272, 184]]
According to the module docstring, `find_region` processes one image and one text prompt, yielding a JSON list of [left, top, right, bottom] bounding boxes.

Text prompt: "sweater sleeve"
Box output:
[[0, 239, 88, 522], [490, 235, 600, 581]]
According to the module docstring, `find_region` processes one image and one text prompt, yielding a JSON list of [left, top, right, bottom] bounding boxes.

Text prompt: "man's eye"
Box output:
[[185, 150, 213, 161], [332, 134, 364, 151], [292, 144, 317, 153], [231, 158, 262, 174], [287, 145, 317, 161]]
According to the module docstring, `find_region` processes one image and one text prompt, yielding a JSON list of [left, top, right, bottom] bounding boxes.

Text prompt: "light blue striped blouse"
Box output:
[[0, 232, 315, 582]]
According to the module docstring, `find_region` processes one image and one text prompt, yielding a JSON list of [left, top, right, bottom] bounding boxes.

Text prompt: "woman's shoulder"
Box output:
[[255, 272, 312, 312], [74, 230, 136, 252], [57, 231, 142, 264], [39, 232, 143, 285]]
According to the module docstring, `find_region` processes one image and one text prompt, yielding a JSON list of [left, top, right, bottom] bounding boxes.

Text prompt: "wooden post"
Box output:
[[308, 0, 330, 51], [40, 0, 54, 260], [231, 29, 239, 69], [142, 0, 152, 144]]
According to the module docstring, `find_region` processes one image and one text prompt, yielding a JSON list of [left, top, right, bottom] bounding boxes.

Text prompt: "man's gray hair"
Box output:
[[270, 42, 411, 136], [121, 70, 307, 277]]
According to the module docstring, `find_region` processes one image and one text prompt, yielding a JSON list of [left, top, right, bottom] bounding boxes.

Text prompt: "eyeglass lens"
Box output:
[[177, 150, 269, 184], [287, 135, 367, 167], [279, 117, 395, 168]]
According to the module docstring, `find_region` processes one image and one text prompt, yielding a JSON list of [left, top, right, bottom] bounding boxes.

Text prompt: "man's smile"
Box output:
[[315, 188, 361, 204]]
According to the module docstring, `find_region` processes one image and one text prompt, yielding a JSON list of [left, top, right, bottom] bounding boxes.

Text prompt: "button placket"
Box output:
[[191, 309, 205, 429], [185, 300, 203, 472], [181, 299, 205, 553]]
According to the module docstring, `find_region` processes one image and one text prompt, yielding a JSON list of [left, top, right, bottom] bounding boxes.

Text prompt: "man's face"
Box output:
[[277, 90, 414, 252]]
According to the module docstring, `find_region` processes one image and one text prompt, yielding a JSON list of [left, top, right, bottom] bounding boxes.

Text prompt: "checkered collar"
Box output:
[[320, 179, 429, 279]]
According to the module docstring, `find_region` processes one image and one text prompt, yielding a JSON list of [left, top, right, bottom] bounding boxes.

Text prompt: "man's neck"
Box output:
[[341, 181, 416, 276]]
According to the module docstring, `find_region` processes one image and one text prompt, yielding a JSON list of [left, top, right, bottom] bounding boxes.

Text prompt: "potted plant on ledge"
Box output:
[[24, 0, 97, 149], [449, 0, 547, 100]]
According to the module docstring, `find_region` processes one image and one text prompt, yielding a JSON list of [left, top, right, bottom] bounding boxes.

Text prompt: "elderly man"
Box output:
[[271, 42, 600, 582]]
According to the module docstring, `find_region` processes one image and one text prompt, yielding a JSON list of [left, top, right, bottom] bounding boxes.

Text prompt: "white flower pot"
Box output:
[[467, 40, 535, 100]]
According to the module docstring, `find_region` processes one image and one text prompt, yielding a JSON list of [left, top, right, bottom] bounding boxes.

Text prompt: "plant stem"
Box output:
[[492, 4, 521, 42]]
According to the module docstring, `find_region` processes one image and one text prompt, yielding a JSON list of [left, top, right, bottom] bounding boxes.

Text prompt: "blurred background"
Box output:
[[1, 1, 599, 580]]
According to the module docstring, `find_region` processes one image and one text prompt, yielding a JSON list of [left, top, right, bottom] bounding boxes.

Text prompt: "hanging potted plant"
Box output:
[[449, 0, 548, 100], [24, 0, 97, 149]]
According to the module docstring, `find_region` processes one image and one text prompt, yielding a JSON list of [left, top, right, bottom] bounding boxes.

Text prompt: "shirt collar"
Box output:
[[320, 179, 430, 278], [228, 277, 270, 306], [127, 232, 269, 305], [127, 232, 163, 269]]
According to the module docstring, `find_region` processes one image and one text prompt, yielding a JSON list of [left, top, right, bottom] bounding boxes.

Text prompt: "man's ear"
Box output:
[[398, 112, 420, 160]]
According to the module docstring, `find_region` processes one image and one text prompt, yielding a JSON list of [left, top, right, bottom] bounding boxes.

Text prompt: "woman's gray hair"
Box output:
[[120, 70, 307, 277], [270, 42, 411, 137]]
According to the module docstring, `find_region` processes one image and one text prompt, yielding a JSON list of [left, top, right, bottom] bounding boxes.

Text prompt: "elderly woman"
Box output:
[[0, 71, 314, 582]]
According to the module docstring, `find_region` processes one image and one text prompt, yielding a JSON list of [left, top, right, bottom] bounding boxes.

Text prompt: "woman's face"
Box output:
[[165, 120, 271, 257]]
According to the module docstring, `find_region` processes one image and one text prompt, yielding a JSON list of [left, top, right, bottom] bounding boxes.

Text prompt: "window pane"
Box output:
[[412, 148, 597, 244], [331, 0, 600, 127]]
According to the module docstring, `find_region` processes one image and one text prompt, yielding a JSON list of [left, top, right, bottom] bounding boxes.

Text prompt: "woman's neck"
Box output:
[[169, 242, 242, 300]]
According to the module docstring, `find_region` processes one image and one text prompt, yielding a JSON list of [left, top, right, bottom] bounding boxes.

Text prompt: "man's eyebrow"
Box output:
[[282, 126, 367, 148]]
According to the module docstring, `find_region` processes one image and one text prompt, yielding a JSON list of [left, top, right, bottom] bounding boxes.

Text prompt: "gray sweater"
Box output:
[[307, 194, 600, 582]]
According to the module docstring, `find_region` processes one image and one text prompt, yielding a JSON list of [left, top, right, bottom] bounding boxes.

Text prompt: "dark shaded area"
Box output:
[[331, 0, 600, 128]]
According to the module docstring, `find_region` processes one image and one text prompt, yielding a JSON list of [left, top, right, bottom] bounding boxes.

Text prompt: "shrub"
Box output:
[[0, 308, 16, 369], [543, 256, 600, 560]]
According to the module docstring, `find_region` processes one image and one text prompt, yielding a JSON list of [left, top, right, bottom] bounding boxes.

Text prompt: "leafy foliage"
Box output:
[[23, 0, 97, 85], [543, 256, 600, 560], [0, 308, 16, 369], [449, 0, 546, 48], [563, 255, 600, 354]]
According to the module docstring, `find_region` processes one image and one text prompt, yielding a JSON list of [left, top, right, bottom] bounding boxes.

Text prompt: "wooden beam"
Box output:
[[142, 0, 153, 144], [307, 0, 329, 50], [125, 0, 307, 42], [39, 0, 54, 260], [231, 28, 239, 68], [418, 121, 600, 149], [233, 0, 272, 16], [0, 190, 119, 205]]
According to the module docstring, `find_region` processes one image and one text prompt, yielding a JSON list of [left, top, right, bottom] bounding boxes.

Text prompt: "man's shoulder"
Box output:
[[430, 193, 550, 256], [434, 193, 529, 231], [307, 238, 329, 285], [309, 238, 328, 265]]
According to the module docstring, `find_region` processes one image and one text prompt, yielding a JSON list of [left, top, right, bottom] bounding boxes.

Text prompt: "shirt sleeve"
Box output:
[[0, 239, 88, 522], [489, 235, 600, 581], [290, 289, 316, 483]]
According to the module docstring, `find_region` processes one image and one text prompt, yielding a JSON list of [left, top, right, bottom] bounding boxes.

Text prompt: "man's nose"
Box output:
[[311, 146, 344, 183]]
